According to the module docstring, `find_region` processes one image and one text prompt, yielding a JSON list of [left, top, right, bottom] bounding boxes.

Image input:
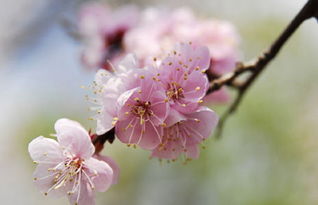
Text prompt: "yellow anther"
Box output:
[[160, 123, 167, 127], [195, 87, 201, 91]]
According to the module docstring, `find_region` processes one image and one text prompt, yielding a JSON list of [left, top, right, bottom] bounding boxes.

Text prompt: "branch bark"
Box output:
[[210, 0, 318, 138]]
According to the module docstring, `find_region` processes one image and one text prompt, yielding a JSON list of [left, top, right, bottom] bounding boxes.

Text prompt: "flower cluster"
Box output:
[[28, 3, 241, 205], [93, 43, 219, 160], [79, 4, 240, 104]]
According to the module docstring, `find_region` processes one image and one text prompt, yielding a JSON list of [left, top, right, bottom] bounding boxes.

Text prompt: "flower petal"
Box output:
[[164, 109, 186, 127], [138, 121, 162, 150], [84, 157, 114, 192], [185, 144, 200, 159], [94, 155, 120, 185], [55, 119, 94, 159], [184, 107, 219, 142], [68, 182, 95, 205], [28, 136, 63, 163]]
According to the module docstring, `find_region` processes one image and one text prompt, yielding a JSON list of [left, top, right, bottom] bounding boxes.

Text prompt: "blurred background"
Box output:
[[0, 0, 318, 204]]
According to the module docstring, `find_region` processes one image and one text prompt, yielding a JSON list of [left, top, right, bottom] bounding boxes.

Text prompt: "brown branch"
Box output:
[[211, 0, 318, 138], [92, 128, 115, 154]]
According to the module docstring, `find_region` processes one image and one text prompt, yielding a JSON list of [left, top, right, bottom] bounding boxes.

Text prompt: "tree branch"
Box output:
[[210, 0, 318, 138]]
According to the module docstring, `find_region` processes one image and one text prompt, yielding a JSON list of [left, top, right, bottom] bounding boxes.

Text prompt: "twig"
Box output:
[[211, 0, 318, 138]]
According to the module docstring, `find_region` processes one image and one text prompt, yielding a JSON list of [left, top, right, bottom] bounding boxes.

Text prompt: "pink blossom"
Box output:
[[92, 54, 169, 149], [151, 107, 218, 160], [156, 43, 210, 113], [92, 54, 144, 135], [28, 119, 117, 205], [115, 74, 169, 149], [78, 2, 139, 70]]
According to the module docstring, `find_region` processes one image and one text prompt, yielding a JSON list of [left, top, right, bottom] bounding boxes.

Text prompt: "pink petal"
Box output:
[[203, 87, 230, 104], [138, 121, 162, 150], [174, 43, 210, 73], [164, 108, 186, 127], [116, 117, 141, 145], [94, 154, 120, 185], [55, 119, 94, 159], [171, 98, 198, 114], [148, 91, 169, 126], [184, 107, 219, 142], [68, 182, 95, 205], [185, 144, 200, 159], [182, 69, 209, 100], [28, 136, 63, 163], [117, 88, 139, 121], [84, 157, 113, 192]]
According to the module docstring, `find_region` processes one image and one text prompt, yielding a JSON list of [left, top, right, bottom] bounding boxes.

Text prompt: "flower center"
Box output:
[[166, 82, 184, 101], [131, 100, 153, 124], [48, 157, 84, 191]]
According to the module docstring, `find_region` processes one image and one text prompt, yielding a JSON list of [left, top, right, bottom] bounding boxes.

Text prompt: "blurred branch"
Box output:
[[209, 0, 318, 138]]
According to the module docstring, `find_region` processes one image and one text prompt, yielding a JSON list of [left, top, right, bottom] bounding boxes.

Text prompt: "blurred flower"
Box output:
[[28, 119, 116, 205], [124, 7, 240, 103], [78, 2, 139, 70]]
